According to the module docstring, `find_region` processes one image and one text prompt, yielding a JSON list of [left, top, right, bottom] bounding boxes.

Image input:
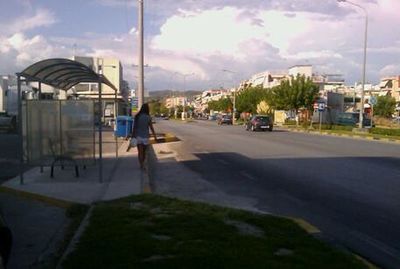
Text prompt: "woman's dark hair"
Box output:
[[134, 103, 150, 124]]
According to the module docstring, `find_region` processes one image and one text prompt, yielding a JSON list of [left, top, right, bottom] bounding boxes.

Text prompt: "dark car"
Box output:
[[245, 115, 273, 131], [337, 112, 372, 127], [208, 115, 217, 121], [217, 114, 232, 125]]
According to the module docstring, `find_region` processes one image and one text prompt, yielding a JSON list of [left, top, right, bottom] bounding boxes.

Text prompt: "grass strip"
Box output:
[[62, 194, 367, 269], [284, 126, 400, 141]]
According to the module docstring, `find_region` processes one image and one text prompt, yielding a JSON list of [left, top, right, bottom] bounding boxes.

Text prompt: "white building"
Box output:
[[0, 76, 8, 113], [165, 96, 187, 108], [247, 70, 287, 89], [72, 56, 129, 119], [288, 65, 313, 78], [72, 56, 126, 99]]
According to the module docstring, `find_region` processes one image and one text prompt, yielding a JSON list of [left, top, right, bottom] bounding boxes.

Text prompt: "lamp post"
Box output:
[[137, 0, 145, 109], [175, 72, 195, 120], [338, 0, 368, 128], [222, 69, 238, 124]]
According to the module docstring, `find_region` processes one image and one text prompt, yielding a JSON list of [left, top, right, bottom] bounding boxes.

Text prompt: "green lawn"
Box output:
[[62, 194, 366, 269]]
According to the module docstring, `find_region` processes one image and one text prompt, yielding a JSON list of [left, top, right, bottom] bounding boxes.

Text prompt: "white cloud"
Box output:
[[286, 50, 343, 60], [129, 27, 137, 35], [151, 8, 268, 58], [0, 33, 66, 73], [379, 64, 400, 77], [0, 8, 56, 35]]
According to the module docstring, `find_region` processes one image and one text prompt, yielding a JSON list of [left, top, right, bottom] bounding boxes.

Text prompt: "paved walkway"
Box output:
[[0, 138, 145, 268]]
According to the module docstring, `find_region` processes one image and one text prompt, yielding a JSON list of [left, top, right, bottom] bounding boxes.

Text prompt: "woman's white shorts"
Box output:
[[136, 136, 149, 145]]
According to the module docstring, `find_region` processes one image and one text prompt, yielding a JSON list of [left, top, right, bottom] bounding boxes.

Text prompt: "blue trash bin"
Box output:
[[115, 116, 133, 138]]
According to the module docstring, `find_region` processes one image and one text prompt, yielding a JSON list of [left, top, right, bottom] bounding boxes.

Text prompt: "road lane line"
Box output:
[[240, 171, 256, 180]]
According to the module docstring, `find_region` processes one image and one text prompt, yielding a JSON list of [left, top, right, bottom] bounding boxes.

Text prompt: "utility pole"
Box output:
[[338, 0, 368, 128], [137, 0, 144, 109], [222, 69, 238, 124]]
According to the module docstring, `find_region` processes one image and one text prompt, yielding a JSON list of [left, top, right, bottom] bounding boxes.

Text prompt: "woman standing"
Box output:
[[132, 103, 157, 169]]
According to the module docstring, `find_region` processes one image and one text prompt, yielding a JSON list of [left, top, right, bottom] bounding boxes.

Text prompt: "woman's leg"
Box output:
[[142, 145, 148, 166], [137, 144, 145, 168]]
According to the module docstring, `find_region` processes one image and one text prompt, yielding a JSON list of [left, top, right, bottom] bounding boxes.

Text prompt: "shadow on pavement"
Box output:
[[151, 149, 400, 269]]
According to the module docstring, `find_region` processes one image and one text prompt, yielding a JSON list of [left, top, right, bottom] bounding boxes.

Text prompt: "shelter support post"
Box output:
[[17, 75, 24, 184], [98, 80, 103, 183], [115, 91, 118, 159], [38, 81, 43, 173]]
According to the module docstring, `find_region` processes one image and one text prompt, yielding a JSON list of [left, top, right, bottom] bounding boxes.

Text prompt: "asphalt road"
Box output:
[[154, 119, 400, 269]]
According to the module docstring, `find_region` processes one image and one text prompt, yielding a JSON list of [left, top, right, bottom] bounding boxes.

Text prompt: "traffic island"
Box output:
[[352, 127, 371, 134], [60, 194, 367, 269]]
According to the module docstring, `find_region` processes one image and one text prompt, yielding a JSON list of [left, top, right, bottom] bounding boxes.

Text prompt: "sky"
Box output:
[[0, 0, 399, 91]]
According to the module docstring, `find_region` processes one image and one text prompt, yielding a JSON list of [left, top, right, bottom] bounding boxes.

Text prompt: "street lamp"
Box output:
[[137, 0, 145, 109], [338, 0, 368, 128], [175, 72, 195, 120], [222, 69, 238, 124]]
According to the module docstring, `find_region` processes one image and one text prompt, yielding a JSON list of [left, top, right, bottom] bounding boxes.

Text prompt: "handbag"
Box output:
[[130, 137, 137, 147]]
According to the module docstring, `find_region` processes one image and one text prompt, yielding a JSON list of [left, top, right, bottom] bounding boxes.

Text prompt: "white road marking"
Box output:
[[240, 171, 256, 180], [192, 151, 209, 154]]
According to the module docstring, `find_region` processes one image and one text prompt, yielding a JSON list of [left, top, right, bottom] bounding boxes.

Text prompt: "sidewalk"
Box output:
[[0, 136, 145, 268]]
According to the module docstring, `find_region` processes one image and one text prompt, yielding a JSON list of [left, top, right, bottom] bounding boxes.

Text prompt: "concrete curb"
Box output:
[[283, 127, 400, 144], [0, 186, 73, 209]]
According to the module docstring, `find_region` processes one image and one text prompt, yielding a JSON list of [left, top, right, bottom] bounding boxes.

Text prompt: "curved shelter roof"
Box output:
[[18, 58, 118, 92]]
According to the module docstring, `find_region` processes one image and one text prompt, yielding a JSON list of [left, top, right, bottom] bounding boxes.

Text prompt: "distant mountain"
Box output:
[[148, 90, 202, 100]]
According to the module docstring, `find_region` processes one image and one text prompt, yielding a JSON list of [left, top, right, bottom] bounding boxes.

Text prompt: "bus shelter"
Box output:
[[16, 58, 119, 184]]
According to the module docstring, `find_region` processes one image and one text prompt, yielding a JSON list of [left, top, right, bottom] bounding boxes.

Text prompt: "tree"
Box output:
[[148, 100, 168, 116], [374, 96, 396, 118], [256, 101, 271, 114], [235, 85, 270, 113], [269, 74, 318, 113], [148, 100, 161, 115], [207, 97, 233, 112]]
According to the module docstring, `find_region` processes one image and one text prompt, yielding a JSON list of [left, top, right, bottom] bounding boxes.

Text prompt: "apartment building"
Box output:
[[165, 96, 187, 109], [380, 76, 400, 102], [72, 56, 129, 121]]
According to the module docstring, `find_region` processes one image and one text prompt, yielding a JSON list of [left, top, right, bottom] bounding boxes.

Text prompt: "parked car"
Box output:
[[208, 115, 217, 121], [245, 115, 273, 131], [217, 114, 232, 125], [392, 116, 400, 123], [0, 113, 16, 133], [337, 112, 372, 127]]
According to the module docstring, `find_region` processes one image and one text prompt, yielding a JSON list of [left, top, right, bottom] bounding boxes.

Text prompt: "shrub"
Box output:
[[370, 127, 400, 137]]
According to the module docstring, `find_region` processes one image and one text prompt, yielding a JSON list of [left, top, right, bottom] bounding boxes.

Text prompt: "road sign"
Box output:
[[318, 103, 325, 112], [370, 96, 377, 105], [131, 97, 139, 113]]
